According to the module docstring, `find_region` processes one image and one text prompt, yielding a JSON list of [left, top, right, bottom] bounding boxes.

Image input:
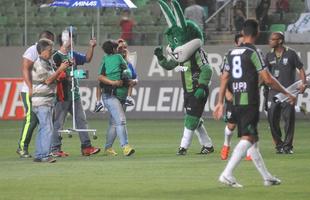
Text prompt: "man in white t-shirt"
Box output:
[[16, 30, 55, 158]]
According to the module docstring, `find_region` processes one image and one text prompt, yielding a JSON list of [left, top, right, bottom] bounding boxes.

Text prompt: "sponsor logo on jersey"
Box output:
[[270, 60, 276, 64], [232, 81, 247, 92], [174, 65, 188, 72], [231, 48, 246, 55], [283, 58, 288, 65]]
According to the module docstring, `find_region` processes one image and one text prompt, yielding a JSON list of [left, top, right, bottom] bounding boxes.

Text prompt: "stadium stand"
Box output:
[[0, 0, 306, 46]]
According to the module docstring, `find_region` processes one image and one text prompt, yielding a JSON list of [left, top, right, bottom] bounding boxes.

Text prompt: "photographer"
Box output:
[[98, 40, 135, 156], [51, 28, 100, 157]]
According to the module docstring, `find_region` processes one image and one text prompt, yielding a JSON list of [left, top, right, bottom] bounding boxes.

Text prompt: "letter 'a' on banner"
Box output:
[[0, 78, 24, 120]]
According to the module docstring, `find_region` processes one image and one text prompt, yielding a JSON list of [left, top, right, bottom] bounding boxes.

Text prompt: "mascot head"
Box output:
[[159, 0, 204, 63]]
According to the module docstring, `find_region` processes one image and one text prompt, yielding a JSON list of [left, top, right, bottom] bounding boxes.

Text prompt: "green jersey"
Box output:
[[98, 54, 130, 100], [179, 49, 212, 93], [52, 50, 87, 101]]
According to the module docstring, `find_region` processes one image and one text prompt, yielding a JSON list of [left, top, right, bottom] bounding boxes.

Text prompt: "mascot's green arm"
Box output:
[[198, 64, 212, 86], [196, 51, 213, 86], [158, 56, 178, 71]]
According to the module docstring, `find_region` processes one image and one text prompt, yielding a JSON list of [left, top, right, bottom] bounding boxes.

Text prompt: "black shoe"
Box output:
[[198, 146, 214, 155], [16, 149, 32, 158], [283, 147, 294, 154], [284, 149, 294, 154], [275, 147, 283, 154], [176, 147, 187, 155]]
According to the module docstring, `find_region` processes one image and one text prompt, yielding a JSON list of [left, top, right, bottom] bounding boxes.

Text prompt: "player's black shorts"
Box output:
[[234, 105, 259, 138], [184, 89, 209, 118], [224, 100, 237, 124]]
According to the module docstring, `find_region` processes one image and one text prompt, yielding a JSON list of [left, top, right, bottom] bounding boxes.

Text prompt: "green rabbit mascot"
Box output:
[[154, 0, 214, 155]]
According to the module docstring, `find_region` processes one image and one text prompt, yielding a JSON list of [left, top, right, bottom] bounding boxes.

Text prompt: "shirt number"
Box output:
[[232, 56, 242, 79]]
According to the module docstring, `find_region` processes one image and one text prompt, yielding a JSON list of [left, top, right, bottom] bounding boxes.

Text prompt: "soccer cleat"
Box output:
[[33, 157, 56, 163], [51, 151, 69, 157], [220, 145, 230, 160], [104, 148, 118, 156], [125, 96, 135, 106], [299, 105, 308, 115], [82, 146, 100, 156], [16, 149, 32, 158], [93, 101, 104, 112], [199, 146, 214, 155], [264, 176, 281, 186], [176, 147, 187, 155], [245, 155, 252, 161], [123, 145, 135, 156], [219, 174, 243, 188]]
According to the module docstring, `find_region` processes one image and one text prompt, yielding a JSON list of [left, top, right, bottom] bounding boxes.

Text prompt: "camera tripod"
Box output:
[[58, 26, 97, 140]]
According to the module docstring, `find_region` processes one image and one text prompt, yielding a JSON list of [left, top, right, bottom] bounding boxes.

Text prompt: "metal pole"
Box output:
[[246, 0, 249, 18], [92, 24, 94, 38], [24, 0, 27, 46], [205, 0, 232, 25], [70, 26, 76, 130], [97, 8, 100, 44]]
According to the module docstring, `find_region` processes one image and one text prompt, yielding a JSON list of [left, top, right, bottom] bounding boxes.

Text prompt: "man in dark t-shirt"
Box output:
[[265, 32, 307, 154]]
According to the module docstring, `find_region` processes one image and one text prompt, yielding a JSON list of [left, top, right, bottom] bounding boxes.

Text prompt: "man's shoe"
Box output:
[[16, 149, 32, 158], [176, 147, 187, 155], [283, 147, 294, 154], [245, 155, 252, 161], [123, 145, 135, 156], [104, 148, 118, 156], [93, 101, 104, 112], [82, 146, 101, 156], [33, 156, 56, 163], [220, 145, 230, 160], [199, 146, 214, 155], [219, 174, 243, 188], [264, 176, 281, 186], [276, 147, 283, 154], [284, 149, 294, 154], [51, 151, 69, 157]]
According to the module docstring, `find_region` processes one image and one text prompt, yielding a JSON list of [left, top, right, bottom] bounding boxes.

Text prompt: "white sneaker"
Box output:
[[264, 176, 281, 186], [93, 101, 105, 112], [125, 96, 135, 106], [219, 174, 243, 188]]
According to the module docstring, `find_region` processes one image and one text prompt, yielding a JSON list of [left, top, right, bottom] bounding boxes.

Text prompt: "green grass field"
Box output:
[[0, 119, 309, 200]]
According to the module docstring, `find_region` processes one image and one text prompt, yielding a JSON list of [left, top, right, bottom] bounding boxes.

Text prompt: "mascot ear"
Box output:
[[171, 0, 187, 30], [158, 0, 176, 28]]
